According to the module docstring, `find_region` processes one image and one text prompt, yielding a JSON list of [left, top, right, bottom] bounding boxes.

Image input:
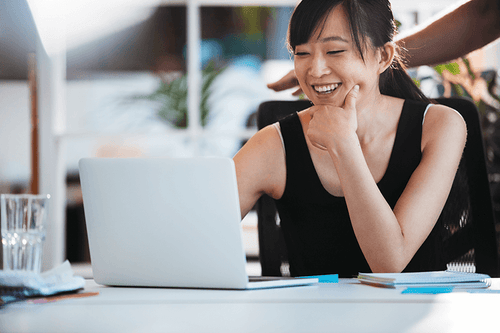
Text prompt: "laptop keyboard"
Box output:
[[249, 276, 294, 282]]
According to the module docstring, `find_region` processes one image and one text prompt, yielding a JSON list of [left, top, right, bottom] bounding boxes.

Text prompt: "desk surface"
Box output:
[[2, 278, 500, 333]]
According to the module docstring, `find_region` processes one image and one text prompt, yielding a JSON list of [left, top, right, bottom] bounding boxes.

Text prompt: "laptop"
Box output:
[[78, 157, 318, 289]]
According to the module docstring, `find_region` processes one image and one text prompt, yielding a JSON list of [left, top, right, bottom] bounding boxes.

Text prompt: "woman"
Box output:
[[234, 0, 466, 277]]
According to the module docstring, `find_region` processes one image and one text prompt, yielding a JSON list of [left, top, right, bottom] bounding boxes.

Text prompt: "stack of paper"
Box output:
[[357, 270, 491, 289]]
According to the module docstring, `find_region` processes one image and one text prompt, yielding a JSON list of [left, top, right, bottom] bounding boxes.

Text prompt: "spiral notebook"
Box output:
[[357, 270, 491, 289]]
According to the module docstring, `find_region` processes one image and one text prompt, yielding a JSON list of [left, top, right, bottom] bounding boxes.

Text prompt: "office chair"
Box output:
[[255, 97, 500, 277]]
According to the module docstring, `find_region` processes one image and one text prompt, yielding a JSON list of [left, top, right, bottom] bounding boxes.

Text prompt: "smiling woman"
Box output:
[[233, 0, 467, 278], [289, 0, 429, 107]]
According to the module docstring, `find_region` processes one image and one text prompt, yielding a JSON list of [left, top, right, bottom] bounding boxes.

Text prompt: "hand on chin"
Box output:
[[307, 85, 360, 151]]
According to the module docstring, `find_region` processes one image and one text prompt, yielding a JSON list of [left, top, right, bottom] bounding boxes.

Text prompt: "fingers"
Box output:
[[343, 85, 359, 110], [267, 70, 300, 92]]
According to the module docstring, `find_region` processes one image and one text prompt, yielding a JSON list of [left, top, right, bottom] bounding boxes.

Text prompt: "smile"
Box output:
[[313, 83, 341, 94]]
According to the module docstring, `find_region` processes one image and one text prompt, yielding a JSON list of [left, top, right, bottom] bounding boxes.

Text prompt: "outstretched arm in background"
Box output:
[[396, 0, 500, 68]]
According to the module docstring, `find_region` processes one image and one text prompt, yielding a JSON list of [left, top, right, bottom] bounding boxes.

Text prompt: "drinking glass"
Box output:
[[1, 194, 50, 273]]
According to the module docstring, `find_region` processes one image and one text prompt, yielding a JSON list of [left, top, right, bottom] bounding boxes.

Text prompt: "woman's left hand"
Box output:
[[307, 85, 359, 151]]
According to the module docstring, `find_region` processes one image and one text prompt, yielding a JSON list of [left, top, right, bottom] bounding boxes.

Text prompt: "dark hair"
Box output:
[[288, 0, 430, 103]]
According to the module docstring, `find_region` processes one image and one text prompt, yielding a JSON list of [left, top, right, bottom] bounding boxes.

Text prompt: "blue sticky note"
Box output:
[[402, 287, 454, 294], [300, 274, 339, 283]]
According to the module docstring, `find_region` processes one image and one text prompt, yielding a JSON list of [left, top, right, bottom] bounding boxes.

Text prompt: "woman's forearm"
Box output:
[[328, 137, 408, 272], [396, 0, 500, 68]]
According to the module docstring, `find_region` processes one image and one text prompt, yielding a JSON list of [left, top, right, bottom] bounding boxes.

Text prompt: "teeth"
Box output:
[[314, 83, 340, 93]]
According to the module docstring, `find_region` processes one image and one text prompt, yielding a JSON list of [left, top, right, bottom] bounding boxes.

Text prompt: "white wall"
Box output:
[[0, 81, 31, 187], [483, 40, 500, 73]]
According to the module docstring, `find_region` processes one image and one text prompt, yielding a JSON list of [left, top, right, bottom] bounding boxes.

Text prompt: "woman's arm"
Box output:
[[233, 124, 286, 219], [266, 70, 303, 96], [346, 106, 465, 272], [396, 0, 500, 68]]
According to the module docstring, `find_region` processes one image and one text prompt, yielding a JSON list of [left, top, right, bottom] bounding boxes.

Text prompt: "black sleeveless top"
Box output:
[[275, 100, 446, 277]]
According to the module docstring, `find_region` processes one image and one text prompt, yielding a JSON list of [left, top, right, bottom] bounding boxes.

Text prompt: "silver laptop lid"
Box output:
[[79, 157, 249, 289]]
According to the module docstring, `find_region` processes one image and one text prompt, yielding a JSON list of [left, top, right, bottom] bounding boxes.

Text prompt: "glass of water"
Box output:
[[1, 194, 50, 273]]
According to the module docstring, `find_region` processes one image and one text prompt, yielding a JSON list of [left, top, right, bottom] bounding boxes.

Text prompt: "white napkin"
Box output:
[[0, 260, 85, 297]]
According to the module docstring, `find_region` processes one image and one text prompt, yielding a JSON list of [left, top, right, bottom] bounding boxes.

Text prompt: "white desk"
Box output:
[[1, 278, 500, 333]]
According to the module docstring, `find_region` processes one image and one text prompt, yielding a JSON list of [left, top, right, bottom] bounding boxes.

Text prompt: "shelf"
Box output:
[[58, 129, 257, 140], [158, 0, 297, 6]]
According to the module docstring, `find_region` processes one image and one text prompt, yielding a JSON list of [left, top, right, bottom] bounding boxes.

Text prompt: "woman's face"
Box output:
[[293, 5, 382, 107]]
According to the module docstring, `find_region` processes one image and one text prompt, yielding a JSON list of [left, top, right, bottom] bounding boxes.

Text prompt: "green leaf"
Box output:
[[434, 62, 460, 75]]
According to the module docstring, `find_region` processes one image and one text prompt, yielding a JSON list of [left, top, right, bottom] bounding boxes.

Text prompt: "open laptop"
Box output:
[[78, 157, 318, 289]]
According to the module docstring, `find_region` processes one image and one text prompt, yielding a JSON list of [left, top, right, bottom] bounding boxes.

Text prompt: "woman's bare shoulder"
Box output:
[[239, 123, 284, 156], [424, 103, 466, 130], [421, 103, 467, 150], [233, 123, 287, 200]]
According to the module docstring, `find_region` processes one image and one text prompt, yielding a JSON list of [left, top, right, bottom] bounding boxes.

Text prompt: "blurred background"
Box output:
[[1, 0, 499, 273]]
